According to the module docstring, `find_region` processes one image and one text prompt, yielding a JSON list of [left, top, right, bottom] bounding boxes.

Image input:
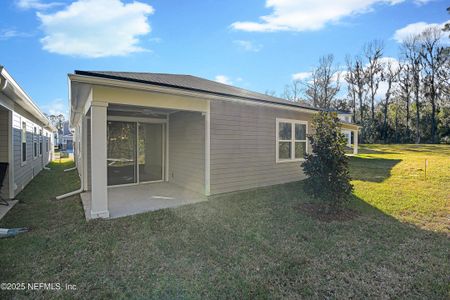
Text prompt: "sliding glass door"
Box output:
[[138, 123, 163, 182], [107, 121, 164, 186], [107, 121, 137, 186]]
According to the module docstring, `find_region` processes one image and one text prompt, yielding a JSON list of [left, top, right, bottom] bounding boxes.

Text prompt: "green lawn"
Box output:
[[0, 145, 449, 299]]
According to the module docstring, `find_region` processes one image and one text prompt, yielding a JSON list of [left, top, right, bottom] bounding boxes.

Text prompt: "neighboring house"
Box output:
[[0, 66, 55, 200], [69, 71, 359, 219], [337, 111, 354, 147], [60, 121, 74, 151], [53, 131, 59, 149]]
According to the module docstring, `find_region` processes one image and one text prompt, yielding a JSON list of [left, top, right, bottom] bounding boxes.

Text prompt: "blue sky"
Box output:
[[0, 0, 448, 116]]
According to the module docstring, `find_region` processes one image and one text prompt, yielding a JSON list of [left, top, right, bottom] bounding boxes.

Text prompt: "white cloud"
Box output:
[[0, 29, 33, 40], [214, 75, 233, 85], [231, 0, 405, 32], [37, 0, 154, 58], [233, 40, 262, 52], [41, 98, 68, 118], [16, 0, 63, 10], [413, 0, 433, 5], [292, 72, 311, 81], [393, 21, 448, 43]]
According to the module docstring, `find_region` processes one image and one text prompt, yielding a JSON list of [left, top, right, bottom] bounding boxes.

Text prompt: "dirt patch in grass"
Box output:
[[295, 203, 360, 222]]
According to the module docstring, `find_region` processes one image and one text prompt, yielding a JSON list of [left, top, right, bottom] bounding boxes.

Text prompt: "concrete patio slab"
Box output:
[[0, 200, 18, 221], [80, 182, 207, 220]]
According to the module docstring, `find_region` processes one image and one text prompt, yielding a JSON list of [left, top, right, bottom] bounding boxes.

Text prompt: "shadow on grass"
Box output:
[[356, 147, 399, 155], [349, 156, 401, 183], [206, 181, 450, 298], [397, 144, 450, 154], [0, 162, 448, 298]]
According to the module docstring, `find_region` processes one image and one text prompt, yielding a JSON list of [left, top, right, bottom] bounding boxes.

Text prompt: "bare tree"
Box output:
[[282, 80, 303, 102], [303, 54, 341, 109], [345, 56, 357, 122], [264, 90, 277, 97], [397, 61, 412, 139], [393, 95, 401, 143], [402, 36, 422, 143], [48, 114, 65, 133], [419, 27, 448, 143], [382, 60, 400, 141], [364, 40, 384, 120], [345, 55, 366, 123]]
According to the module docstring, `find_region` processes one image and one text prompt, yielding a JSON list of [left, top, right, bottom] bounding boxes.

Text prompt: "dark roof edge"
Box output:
[[74, 70, 322, 112]]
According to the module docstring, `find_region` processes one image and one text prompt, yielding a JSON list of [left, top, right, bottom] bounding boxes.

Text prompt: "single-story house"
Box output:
[[0, 66, 55, 201], [337, 111, 354, 147], [69, 71, 359, 219]]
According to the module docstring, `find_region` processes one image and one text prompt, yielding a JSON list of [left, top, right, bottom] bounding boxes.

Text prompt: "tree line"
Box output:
[[277, 14, 449, 144]]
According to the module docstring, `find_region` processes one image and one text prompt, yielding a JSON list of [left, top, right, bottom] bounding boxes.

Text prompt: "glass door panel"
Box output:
[[138, 123, 163, 182], [107, 121, 137, 186]]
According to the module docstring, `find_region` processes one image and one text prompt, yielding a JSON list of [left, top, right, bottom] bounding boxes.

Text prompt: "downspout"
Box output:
[[56, 124, 84, 199], [56, 77, 85, 200], [55, 148, 83, 199], [55, 168, 83, 200]]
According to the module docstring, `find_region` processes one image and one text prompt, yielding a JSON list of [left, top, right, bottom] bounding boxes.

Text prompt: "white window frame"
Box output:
[[33, 127, 38, 159], [21, 121, 27, 166], [276, 118, 308, 163], [45, 132, 49, 153], [39, 128, 43, 157]]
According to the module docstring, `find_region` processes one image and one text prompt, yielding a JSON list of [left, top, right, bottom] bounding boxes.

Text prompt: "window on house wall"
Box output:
[[21, 122, 27, 163], [39, 129, 43, 156], [46, 132, 49, 152], [276, 119, 308, 162], [33, 127, 37, 158]]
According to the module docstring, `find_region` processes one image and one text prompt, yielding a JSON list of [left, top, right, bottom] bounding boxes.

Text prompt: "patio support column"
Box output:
[[353, 129, 358, 155], [90, 101, 109, 219], [81, 114, 88, 191]]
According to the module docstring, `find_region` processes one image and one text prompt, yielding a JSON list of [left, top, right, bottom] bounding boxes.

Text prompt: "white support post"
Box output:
[[82, 114, 88, 191], [204, 101, 210, 196], [353, 129, 358, 155], [90, 101, 109, 219], [165, 114, 170, 182]]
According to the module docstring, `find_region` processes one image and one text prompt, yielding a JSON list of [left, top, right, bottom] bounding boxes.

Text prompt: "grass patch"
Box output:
[[0, 145, 449, 299]]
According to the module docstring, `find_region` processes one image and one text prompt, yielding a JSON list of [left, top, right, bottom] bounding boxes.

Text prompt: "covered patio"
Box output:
[[80, 182, 207, 220], [69, 74, 211, 220]]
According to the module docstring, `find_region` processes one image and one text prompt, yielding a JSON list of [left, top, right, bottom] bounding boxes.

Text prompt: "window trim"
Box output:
[[33, 127, 38, 159], [39, 129, 43, 157], [21, 121, 27, 166], [276, 118, 308, 163], [46, 132, 49, 153]]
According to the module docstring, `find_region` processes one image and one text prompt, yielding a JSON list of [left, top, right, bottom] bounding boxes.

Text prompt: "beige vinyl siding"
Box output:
[[209, 100, 314, 195], [11, 105, 52, 196], [0, 109, 9, 198], [169, 111, 205, 194]]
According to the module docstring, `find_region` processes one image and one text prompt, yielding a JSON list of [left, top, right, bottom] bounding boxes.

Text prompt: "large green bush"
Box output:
[[301, 112, 353, 209]]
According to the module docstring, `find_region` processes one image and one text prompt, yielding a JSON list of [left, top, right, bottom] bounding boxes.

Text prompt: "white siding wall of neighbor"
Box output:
[[0, 109, 9, 198], [169, 111, 205, 194], [209, 100, 314, 195], [11, 106, 52, 197]]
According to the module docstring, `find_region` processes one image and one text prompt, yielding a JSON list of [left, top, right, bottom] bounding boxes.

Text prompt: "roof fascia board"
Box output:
[[1, 67, 55, 131], [69, 74, 319, 115]]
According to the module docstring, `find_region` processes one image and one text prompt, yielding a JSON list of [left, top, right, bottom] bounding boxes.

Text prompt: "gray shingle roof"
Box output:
[[74, 70, 320, 111]]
